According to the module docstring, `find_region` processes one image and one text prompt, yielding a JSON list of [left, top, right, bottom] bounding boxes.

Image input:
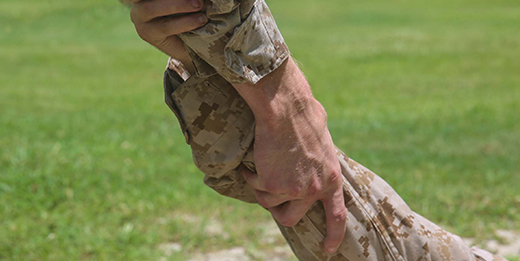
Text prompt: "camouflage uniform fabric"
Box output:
[[162, 0, 507, 260], [177, 0, 288, 84]]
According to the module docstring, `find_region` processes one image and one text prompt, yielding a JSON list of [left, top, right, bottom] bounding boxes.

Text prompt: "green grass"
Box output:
[[0, 0, 519, 260]]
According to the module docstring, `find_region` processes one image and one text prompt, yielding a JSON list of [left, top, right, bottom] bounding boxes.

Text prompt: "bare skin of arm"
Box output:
[[129, 0, 347, 253], [235, 59, 347, 253]]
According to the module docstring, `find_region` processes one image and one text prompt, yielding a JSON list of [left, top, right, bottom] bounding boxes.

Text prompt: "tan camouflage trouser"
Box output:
[[157, 0, 508, 259]]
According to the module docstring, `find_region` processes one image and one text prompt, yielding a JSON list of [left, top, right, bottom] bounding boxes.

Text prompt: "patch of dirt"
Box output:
[[464, 229, 520, 257], [258, 222, 284, 245], [158, 242, 182, 257], [204, 218, 230, 240], [251, 246, 294, 261], [160, 217, 518, 260], [188, 247, 250, 261], [187, 246, 295, 261], [186, 222, 294, 261]]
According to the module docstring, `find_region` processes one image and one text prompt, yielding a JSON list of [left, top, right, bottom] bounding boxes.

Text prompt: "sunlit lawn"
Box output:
[[0, 0, 519, 260]]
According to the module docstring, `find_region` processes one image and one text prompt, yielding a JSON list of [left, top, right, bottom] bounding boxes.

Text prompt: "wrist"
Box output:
[[232, 59, 326, 129], [255, 94, 327, 134]]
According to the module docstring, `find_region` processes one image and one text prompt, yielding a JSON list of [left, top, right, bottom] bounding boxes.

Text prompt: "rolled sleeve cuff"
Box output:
[[179, 0, 289, 84]]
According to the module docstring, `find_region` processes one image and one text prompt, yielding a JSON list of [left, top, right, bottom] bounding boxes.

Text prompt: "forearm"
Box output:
[[136, 0, 345, 253], [232, 58, 327, 131]]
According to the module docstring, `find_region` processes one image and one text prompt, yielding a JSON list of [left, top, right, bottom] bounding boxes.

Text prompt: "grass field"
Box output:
[[0, 0, 519, 260]]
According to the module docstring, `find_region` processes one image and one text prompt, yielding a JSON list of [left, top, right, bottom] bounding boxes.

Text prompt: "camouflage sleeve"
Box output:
[[161, 2, 506, 260], [177, 0, 290, 84], [163, 67, 508, 260]]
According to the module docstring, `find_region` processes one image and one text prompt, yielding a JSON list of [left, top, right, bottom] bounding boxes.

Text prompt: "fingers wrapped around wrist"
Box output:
[[134, 13, 207, 43]]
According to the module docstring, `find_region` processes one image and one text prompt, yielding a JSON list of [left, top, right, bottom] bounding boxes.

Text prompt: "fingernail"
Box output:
[[192, 0, 201, 9], [198, 14, 208, 24], [326, 247, 336, 253]]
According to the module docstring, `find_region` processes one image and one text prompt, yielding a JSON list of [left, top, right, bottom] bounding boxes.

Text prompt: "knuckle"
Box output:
[[327, 167, 342, 185], [277, 214, 299, 227], [139, 2, 153, 18], [256, 195, 271, 208], [332, 209, 347, 223], [158, 19, 171, 35], [135, 27, 152, 42], [322, 108, 328, 123], [130, 9, 139, 24], [288, 185, 303, 198], [263, 180, 282, 194], [180, 0, 196, 11], [166, 0, 196, 14], [135, 27, 148, 40], [306, 181, 322, 198]]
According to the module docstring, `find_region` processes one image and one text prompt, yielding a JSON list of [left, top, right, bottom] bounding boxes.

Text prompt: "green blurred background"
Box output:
[[0, 0, 519, 260]]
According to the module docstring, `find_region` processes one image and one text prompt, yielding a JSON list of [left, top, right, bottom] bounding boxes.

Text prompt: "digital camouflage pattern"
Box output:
[[160, 0, 508, 260], [178, 0, 289, 84], [164, 64, 507, 261]]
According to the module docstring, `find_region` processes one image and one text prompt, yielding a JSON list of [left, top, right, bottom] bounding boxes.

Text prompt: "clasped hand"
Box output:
[[129, 0, 347, 253]]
